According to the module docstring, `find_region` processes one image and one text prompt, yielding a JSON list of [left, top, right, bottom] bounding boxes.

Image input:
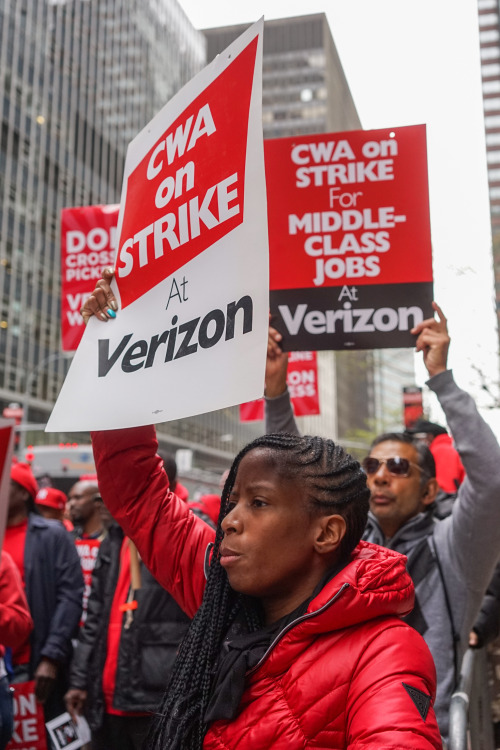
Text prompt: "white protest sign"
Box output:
[[46, 712, 91, 750], [47, 19, 268, 432]]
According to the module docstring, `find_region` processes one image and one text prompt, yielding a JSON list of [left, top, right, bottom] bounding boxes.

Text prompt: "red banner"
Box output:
[[6, 681, 47, 750], [61, 205, 119, 351], [403, 386, 424, 430], [240, 351, 320, 421], [265, 125, 433, 350], [115, 37, 258, 309]]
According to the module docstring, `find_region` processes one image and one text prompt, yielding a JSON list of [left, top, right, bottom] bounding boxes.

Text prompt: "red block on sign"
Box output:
[[115, 37, 258, 309], [61, 204, 120, 351], [240, 352, 320, 421], [6, 681, 47, 750]]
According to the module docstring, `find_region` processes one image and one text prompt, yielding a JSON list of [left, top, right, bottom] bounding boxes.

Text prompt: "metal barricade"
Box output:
[[449, 648, 495, 750]]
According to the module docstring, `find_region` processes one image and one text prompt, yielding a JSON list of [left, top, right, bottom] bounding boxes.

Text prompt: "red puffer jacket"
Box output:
[[92, 426, 441, 749]]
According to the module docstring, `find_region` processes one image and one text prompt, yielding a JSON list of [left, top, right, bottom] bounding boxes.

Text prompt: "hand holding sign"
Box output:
[[47, 19, 269, 433], [411, 302, 450, 378], [63, 689, 87, 722], [80, 267, 117, 324]]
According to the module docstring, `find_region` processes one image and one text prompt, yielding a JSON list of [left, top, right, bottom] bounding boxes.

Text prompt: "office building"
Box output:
[[204, 14, 416, 447], [477, 0, 500, 340]]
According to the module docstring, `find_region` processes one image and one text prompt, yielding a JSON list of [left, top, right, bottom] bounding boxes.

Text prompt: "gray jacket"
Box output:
[[265, 369, 500, 737]]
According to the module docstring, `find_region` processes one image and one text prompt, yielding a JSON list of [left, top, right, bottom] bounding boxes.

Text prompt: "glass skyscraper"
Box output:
[[0, 1, 269, 485], [0, 0, 204, 412]]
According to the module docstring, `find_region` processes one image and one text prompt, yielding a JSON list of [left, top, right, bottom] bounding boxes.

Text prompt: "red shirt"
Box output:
[[102, 539, 146, 717], [74, 537, 103, 626], [4, 520, 31, 665]]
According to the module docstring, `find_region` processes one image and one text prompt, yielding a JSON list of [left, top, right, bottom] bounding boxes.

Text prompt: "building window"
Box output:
[[484, 80, 500, 94], [481, 46, 500, 61], [479, 0, 497, 9], [487, 132, 500, 145], [480, 29, 500, 43], [482, 63, 500, 77], [489, 168, 500, 181], [488, 151, 500, 164], [484, 97, 500, 111], [485, 114, 500, 127], [479, 13, 499, 27]]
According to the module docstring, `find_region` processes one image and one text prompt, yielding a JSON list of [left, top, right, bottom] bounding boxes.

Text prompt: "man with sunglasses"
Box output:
[[265, 302, 500, 740]]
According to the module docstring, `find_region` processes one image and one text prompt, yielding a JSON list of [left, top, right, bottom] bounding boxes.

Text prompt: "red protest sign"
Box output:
[[115, 37, 258, 310], [6, 681, 47, 750], [61, 205, 119, 351], [240, 351, 320, 421], [265, 125, 433, 350], [403, 386, 424, 430]]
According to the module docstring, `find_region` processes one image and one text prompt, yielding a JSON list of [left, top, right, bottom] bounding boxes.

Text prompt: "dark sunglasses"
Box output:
[[362, 456, 423, 477]]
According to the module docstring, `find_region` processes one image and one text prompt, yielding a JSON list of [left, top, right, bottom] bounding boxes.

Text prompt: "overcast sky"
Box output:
[[179, 0, 500, 428]]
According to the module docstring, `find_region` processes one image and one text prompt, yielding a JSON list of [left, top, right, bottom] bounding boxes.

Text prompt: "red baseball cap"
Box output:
[[11, 463, 38, 500], [35, 487, 67, 511]]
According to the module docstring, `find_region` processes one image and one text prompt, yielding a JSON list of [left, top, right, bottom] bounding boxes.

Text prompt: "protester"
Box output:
[[79, 273, 442, 748], [68, 480, 106, 539], [468, 562, 500, 746], [470, 563, 500, 649], [159, 450, 190, 502], [65, 514, 212, 750], [4, 462, 84, 720], [68, 478, 108, 626], [0, 550, 33, 749], [406, 419, 465, 494], [35, 487, 68, 523], [189, 493, 221, 526], [265, 302, 500, 739]]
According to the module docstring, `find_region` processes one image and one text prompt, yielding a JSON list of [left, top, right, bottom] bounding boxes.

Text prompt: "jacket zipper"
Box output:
[[246, 582, 351, 677]]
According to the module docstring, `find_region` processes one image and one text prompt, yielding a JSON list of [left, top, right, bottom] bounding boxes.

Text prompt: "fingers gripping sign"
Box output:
[[80, 267, 119, 324], [411, 301, 450, 378]]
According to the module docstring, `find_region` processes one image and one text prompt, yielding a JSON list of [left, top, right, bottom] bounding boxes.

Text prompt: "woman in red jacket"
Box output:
[[91, 427, 442, 750], [85, 277, 442, 749]]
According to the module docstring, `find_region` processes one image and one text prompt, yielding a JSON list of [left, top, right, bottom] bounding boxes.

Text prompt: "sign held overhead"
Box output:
[[47, 19, 268, 432], [265, 125, 433, 350]]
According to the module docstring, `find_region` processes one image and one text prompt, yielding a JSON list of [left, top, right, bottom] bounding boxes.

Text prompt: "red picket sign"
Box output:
[[115, 37, 258, 310], [265, 125, 433, 350], [6, 681, 47, 750], [240, 351, 320, 421], [60, 204, 120, 351]]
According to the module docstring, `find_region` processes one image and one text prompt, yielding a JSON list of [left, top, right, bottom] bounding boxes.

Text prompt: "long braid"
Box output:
[[147, 432, 369, 749]]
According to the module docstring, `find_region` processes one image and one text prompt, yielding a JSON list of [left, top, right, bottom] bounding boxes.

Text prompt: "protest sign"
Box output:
[[240, 351, 320, 421], [0, 418, 16, 552], [265, 125, 433, 350], [47, 19, 268, 432], [403, 386, 424, 430], [46, 713, 90, 750], [61, 205, 119, 351], [6, 681, 46, 750]]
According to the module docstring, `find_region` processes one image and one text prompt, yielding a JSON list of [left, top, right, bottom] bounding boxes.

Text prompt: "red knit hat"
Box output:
[[35, 487, 67, 511], [10, 463, 38, 500]]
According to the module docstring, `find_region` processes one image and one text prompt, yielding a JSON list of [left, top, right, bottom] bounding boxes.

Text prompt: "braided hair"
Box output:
[[148, 433, 369, 750]]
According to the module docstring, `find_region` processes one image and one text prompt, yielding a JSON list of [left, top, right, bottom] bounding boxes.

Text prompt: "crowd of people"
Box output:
[[0, 280, 500, 750]]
